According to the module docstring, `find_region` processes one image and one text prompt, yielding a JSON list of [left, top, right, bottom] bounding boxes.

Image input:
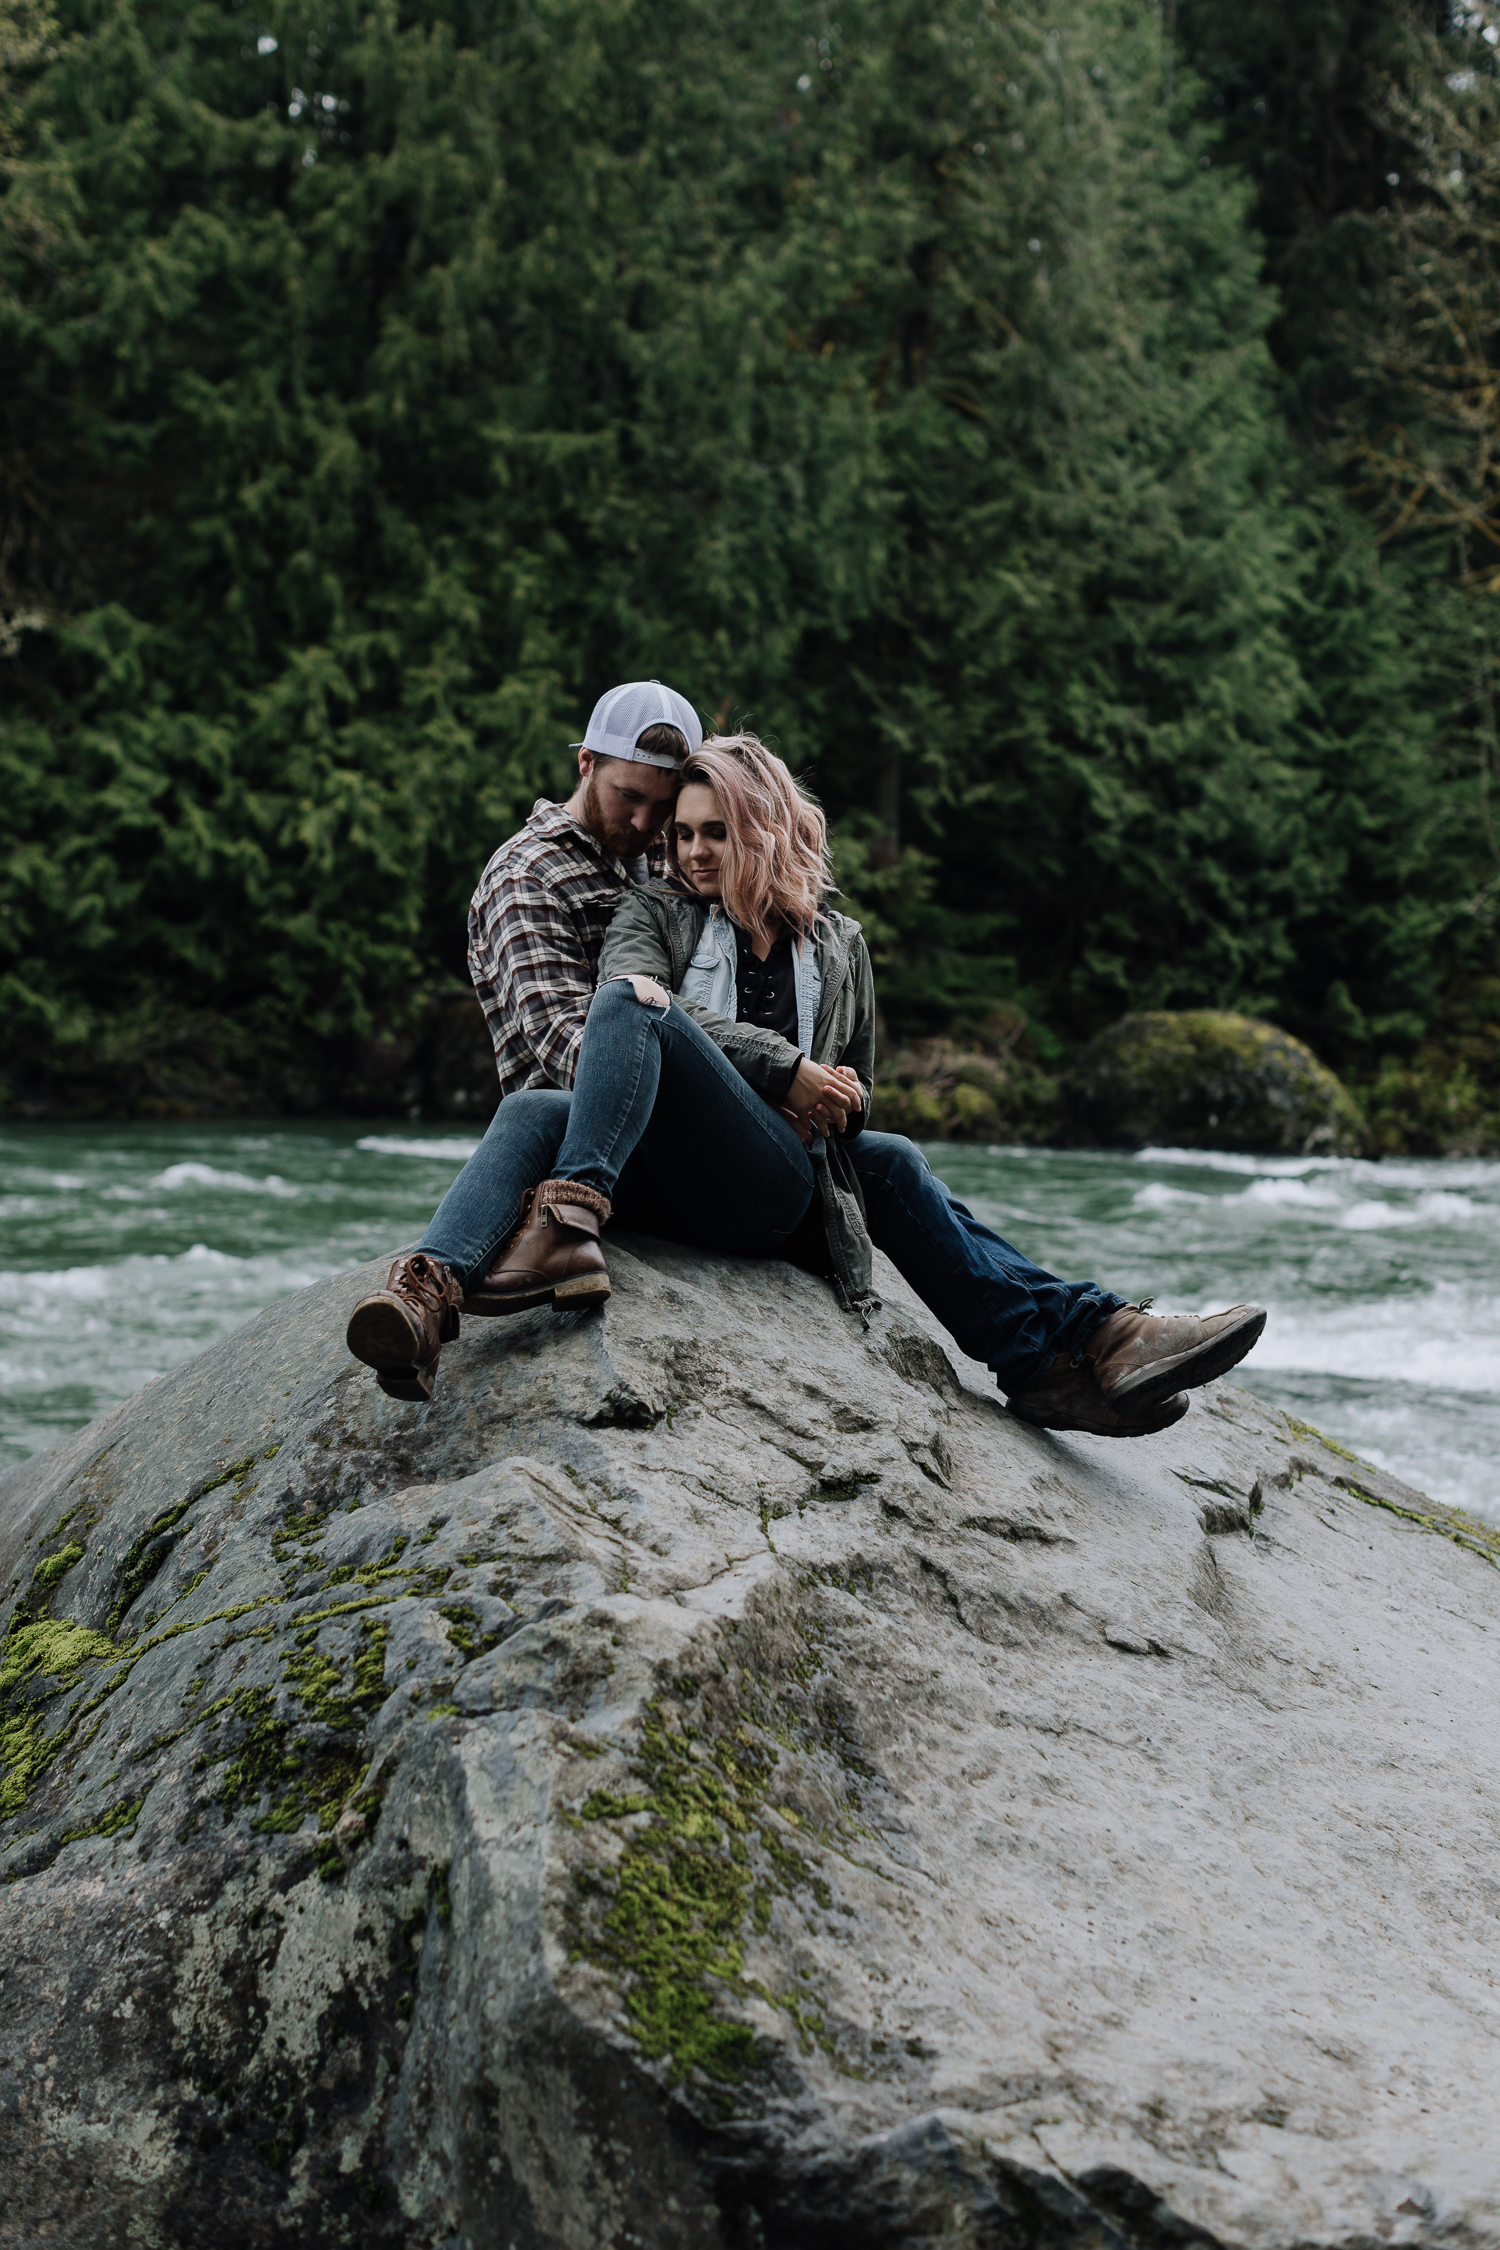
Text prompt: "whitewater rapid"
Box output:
[[2, 1125, 1495, 1521]]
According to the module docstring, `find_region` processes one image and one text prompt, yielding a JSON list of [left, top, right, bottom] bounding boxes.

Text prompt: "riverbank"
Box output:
[[873, 999, 1500, 1160], [7, 991, 1497, 1157]]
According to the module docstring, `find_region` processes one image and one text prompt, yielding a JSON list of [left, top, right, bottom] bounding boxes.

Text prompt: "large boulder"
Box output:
[[1, 1238, 1497, 2249], [1068, 1010, 1366, 1155]]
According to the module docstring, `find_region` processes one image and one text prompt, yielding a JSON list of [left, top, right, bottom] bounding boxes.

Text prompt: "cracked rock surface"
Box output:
[[1, 1236, 1498, 2249]]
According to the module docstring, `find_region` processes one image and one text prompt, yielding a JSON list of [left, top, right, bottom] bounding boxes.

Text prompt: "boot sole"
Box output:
[[1103, 1306, 1267, 1413], [1009, 1391, 1190, 1439], [464, 1272, 612, 1319], [376, 1366, 435, 1403], [346, 1296, 425, 1370]]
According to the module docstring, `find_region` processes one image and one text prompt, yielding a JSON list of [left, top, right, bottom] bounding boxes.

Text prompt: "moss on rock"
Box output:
[[872, 1008, 1064, 1144], [31, 1543, 85, 1591], [571, 1701, 766, 2087], [1067, 1010, 1366, 1155]]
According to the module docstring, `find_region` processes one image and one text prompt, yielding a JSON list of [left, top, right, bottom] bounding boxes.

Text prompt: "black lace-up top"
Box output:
[[733, 924, 799, 1046]]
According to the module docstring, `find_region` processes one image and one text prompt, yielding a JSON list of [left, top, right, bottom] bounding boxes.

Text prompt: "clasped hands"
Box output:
[[780, 1059, 864, 1143]]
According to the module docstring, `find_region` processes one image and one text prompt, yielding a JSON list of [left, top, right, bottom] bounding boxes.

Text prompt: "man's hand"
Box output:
[[784, 1059, 864, 1139], [608, 974, 670, 1012]]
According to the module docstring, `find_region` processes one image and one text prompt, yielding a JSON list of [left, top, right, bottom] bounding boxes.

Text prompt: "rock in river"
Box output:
[[1068, 1010, 1366, 1156], [1, 1237, 1498, 2249]]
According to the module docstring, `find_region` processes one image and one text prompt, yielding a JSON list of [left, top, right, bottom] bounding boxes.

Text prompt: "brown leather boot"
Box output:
[[1084, 1301, 1267, 1413], [345, 1251, 463, 1403], [464, 1179, 612, 1318], [1006, 1356, 1191, 1438]]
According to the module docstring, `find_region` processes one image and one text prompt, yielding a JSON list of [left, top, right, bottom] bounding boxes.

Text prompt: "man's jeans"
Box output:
[[843, 1134, 1122, 1389], [418, 980, 1121, 1392]]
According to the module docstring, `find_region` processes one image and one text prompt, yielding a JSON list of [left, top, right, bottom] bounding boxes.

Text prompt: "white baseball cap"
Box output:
[[570, 679, 702, 769]]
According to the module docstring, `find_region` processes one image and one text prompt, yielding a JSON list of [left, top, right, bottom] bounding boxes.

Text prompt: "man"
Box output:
[[347, 678, 1264, 1427], [468, 680, 694, 1102], [346, 679, 697, 1400]]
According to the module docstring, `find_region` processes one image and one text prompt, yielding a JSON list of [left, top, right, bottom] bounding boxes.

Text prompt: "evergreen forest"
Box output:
[[3, 0, 1500, 1144]]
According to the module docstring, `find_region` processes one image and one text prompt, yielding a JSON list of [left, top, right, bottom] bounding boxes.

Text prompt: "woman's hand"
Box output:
[[785, 1059, 864, 1138], [608, 974, 670, 1012], [810, 1064, 864, 1135]]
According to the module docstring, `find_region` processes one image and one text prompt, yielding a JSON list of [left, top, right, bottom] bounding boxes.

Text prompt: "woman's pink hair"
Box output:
[[669, 733, 833, 947]]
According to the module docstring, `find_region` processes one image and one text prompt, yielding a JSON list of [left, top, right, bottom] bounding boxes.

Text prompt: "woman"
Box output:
[[462, 733, 881, 1321]]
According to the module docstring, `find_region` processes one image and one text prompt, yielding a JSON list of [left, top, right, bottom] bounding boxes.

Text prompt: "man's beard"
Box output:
[[580, 774, 650, 861]]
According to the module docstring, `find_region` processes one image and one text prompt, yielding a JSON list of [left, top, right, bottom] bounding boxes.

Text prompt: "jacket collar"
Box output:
[[641, 880, 859, 974]]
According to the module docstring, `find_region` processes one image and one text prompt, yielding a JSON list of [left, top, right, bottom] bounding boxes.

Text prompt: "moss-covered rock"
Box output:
[[1067, 1009, 1366, 1155], [872, 1009, 1064, 1143], [5, 1236, 1497, 2245]]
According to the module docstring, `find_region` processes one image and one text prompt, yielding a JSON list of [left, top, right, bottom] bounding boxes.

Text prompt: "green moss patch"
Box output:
[[32, 1544, 85, 1591], [2, 1555, 404, 1851], [56, 1794, 146, 1851], [0, 1460, 479, 1863], [572, 1705, 766, 2086], [1286, 1419, 1500, 1570], [1286, 1416, 1363, 1466], [106, 1501, 195, 1635], [0, 1621, 117, 1816], [437, 1604, 511, 1662], [1342, 1482, 1500, 1571], [0, 1618, 116, 1697], [284, 1620, 392, 1730], [208, 1682, 367, 1840], [569, 1632, 880, 2095], [207, 1620, 394, 1839]]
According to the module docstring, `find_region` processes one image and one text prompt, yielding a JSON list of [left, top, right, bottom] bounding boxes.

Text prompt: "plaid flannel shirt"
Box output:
[[468, 799, 660, 1098]]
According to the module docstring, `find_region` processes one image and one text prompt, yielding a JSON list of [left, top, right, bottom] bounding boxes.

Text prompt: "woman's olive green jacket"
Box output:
[[599, 884, 880, 1317]]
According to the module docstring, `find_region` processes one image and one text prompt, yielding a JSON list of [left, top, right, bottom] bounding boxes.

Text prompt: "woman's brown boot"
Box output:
[[464, 1180, 612, 1317]]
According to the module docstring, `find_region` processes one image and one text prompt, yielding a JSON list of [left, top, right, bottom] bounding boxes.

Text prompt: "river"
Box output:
[[3, 1123, 1496, 1523]]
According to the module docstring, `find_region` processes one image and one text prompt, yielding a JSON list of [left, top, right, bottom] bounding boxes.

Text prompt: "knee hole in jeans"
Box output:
[[600, 974, 670, 1013]]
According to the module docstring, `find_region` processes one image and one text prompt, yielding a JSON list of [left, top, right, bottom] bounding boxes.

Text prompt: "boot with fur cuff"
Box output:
[[464, 1179, 612, 1318]]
